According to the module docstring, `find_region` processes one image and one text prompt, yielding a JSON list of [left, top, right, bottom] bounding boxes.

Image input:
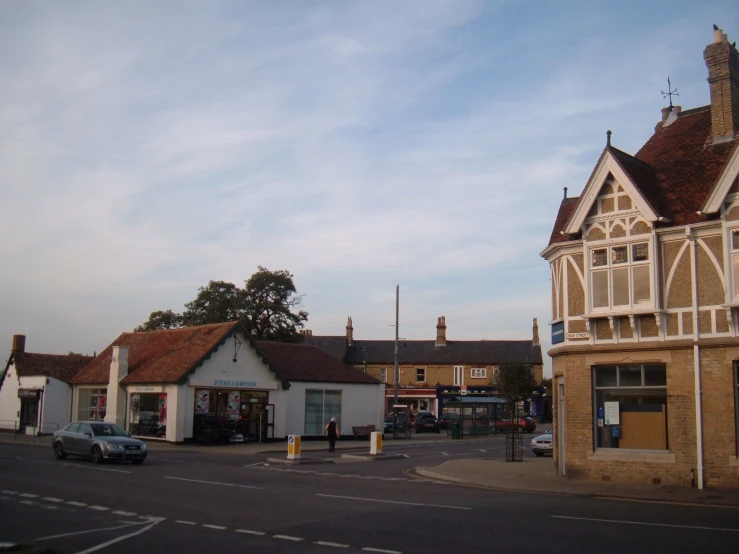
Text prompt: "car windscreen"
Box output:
[[90, 423, 129, 437]]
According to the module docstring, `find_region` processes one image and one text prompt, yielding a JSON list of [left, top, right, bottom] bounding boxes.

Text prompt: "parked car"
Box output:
[[438, 413, 459, 429], [495, 416, 537, 433], [415, 413, 441, 433], [383, 414, 408, 434], [531, 428, 553, 456], [53, 421, 148, 464]]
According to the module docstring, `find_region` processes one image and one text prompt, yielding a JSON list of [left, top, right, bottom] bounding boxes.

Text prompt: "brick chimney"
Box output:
[[435, 316, 447, 346], [704, 26, 739, 144], [533, 318, 540, 345], [346, 316, 353, 346], [105, 346, 129, 426], [12, 335, 26, 353]]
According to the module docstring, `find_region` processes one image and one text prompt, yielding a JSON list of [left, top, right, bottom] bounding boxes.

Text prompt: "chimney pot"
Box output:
[[346, 316, 354, 345], [674, 105, 682, 114], [661, 107, 671, 121], [436, 316, 447, 346], [11, 334, 26, 354]]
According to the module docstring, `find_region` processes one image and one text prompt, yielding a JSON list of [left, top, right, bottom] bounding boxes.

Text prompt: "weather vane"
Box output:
[[661, 76, 679, 109]]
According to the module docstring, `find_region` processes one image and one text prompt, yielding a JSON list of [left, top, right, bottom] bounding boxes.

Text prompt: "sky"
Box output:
[[1, 1, 737, 376]]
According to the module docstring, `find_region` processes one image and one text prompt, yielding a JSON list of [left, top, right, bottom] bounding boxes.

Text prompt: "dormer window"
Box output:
[[590, 242, 652, 311]]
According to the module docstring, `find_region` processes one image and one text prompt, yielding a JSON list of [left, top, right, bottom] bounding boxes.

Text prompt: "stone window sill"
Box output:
[[588, 449, 675, 464]]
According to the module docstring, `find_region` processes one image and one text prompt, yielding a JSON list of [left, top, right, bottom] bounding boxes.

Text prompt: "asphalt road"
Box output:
[[1, 438, 738, 554]]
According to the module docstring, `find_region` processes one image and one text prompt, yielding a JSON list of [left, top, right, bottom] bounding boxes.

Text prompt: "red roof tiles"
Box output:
[[12, 352, 94, 384]]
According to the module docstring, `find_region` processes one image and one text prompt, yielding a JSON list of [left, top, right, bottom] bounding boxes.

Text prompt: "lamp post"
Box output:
[[362, 345, 368, 374], [393, 285, 399, 408]]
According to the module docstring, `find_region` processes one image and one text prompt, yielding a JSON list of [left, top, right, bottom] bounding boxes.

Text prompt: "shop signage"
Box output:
[[18, 389, 40, 399], [129, 386, 165, 393], [566, 332, 590, 340], [188, 376, 277, 390], [551, 322, 565, 344]]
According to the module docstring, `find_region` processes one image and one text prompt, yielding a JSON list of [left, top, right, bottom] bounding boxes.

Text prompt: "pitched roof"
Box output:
[[12, 352, 94, 384], [304, 336, 543, 366], [548, 107, 739, 248], [256, 342, 380, 384], [72, 322, 244, 385]]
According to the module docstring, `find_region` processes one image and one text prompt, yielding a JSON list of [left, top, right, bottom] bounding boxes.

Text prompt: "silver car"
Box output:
[[530, 428, 553, 456], [53, 421, 148, 464]]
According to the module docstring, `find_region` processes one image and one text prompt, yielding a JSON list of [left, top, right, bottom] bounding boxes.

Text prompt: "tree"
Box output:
[[134, 267, 308, 342], [494, 362, 537, 462], [134, 310, 184, 332], [241, 266, 308, 342]]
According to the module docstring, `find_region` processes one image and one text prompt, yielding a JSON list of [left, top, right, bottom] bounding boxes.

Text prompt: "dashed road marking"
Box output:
[[236, 529, 265, 535], [440, 452, 449, 456], [164, 476, 262, 490], [88, 505, 110, 511], [67, 501, 87, 507], [112, 511, 137, 516], [551, 515, 739, 533], [19, 500, 37, 505], [1, 490, 18, 495], [316, 493, 472, 511], [175, 520, 196, 525], [274, 534, 304, 541], [19, 493, 39, 498], [315, 541, 350, 548], [363, 548, 402, 554], [203, 524, 226, 530], [43, 497, 64, 503]]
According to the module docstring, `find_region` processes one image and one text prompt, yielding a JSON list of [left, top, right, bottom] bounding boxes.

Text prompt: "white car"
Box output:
[[530, 428, 553, 456]]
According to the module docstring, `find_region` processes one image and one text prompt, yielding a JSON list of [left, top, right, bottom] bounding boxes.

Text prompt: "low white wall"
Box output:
[[283, 382, 384, 437]]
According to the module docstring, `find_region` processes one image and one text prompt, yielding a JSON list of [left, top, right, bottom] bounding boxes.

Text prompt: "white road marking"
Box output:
[[36, 523, 137, 540], [316, 494, 472, 511], [478, 449, 487, 452], [19, 500, 37, 505], [236, 529, 265, 535], [363, 548, 402, 554], [273, 534, 304, 541], [242, 462, 264, 468], [41, 505, 59, 510], [112, 511, 137, 516], [440, 452, 449, 456], [175, 520, 197, 525], [60, 463, 131, 474], [203, 524, 226, 530], [1, 490, 17, 495], [19, 493, 39, 498], [88, 505, 110, 511], [43, 497, 64, 503], [315, 541, 350, 548], [67, 501, 87, 507], [552, 515, 739, 533], [164, 476, 262, 489], [73, 517, 165, 554]]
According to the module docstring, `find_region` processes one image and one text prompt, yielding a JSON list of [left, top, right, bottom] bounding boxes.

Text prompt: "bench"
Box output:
[[351, 425, 377, 439]]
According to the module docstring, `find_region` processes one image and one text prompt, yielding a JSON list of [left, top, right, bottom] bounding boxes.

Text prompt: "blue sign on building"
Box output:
[[551, 321, 565, 344]]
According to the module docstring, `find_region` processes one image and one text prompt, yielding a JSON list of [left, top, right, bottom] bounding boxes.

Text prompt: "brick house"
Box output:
[[302, 316, 544, 416], [540, 27, 739, 489]]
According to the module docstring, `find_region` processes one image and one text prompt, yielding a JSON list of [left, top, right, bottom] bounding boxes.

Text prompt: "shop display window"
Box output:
[[129, 393, 167, 438], [77, 388, 107, 421], [305, 389, 342, 435], [193, 389, 268, 444]]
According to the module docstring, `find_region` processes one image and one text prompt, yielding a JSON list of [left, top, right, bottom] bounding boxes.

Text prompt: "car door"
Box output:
[[77, 423, 93, 456], [62, 423, 81, 455]]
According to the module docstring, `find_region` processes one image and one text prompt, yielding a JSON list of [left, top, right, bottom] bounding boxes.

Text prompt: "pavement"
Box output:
[[4, 430, 738, 507], [414, 455, 739, 507]]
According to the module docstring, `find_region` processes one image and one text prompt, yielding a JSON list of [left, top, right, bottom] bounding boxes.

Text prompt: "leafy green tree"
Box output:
[[134, 309, 184, 332], [494, 362, 537, 421], [134, 267, 308, 342]]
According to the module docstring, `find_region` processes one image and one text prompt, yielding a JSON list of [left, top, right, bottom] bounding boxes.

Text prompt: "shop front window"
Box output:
[[593, 364, 667, 450], [77, 388, 107, 421], [193, 389, 268, 444], [305, 389, 342, 435], [129, 394, 167, 438]]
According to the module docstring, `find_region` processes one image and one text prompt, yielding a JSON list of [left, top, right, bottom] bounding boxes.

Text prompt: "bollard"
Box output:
[[287, 435, 301, 460], [369, 431, 383, 456]]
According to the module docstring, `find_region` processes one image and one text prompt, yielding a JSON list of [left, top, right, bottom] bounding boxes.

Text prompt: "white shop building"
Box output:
[[71, 322, 384, 443]]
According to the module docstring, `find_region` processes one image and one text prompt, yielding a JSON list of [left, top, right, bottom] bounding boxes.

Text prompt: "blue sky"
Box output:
[[1, 1, 737, 375]]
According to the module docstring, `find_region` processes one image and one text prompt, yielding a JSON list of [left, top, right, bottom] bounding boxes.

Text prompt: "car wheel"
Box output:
[[132, 459, 144, 465], [53, 441, 67, 460], [91, 445, 104, 464], [534, 451, 544, 457]]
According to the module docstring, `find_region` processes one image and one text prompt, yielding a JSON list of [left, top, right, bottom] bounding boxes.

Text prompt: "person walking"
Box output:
[[325, 417, 340, 453]]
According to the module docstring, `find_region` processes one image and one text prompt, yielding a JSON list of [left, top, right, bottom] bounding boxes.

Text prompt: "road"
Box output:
[[1, 436, 737, 554]]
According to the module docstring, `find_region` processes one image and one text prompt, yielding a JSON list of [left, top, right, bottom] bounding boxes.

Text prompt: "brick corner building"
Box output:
[[540, 26, 739, 489]]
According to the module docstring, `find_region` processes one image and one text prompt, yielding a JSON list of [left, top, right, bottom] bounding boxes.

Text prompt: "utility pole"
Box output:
[[393, 284, 399, 408]]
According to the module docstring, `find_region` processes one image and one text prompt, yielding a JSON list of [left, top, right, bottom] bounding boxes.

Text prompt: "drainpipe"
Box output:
[[688, 226, 704, 489]]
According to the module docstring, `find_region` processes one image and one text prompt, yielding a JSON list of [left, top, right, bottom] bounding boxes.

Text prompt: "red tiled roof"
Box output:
[[547, 197, 580, 245], [256, 342, 380, 384], [547, 106, 738, 247], [13, 352, 94, 384], [72, 322, 241, 385], [635, 106, 737, 226]]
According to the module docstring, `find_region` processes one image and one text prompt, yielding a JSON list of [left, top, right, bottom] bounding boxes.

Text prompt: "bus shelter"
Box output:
[[443, 396, 508, 437]]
